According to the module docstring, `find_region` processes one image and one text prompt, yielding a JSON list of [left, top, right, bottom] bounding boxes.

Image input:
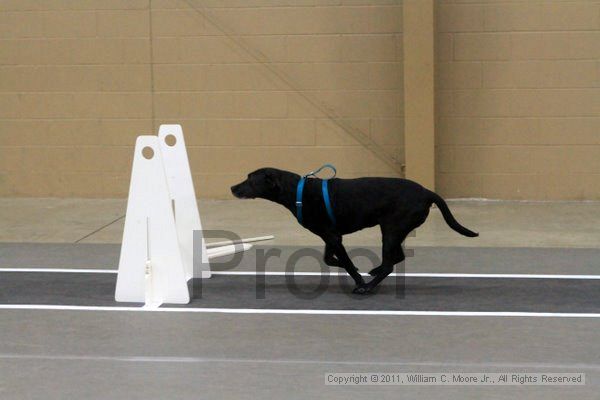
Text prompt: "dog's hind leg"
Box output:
[[368, 265, 385, 276], [365, 247, 403, 292], [369, 209, 429, 277], [362, 225, 410, 293]]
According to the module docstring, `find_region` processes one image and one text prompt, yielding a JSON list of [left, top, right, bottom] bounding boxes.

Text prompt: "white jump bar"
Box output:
[[206, 243, 253, 259], [206, 235, 275, 249]]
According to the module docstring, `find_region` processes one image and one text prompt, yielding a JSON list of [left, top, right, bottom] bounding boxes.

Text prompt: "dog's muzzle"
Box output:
[[231, 183, 253, 199]]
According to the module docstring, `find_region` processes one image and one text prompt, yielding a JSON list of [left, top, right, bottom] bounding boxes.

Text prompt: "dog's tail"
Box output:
[[428, 191, 479, 237]]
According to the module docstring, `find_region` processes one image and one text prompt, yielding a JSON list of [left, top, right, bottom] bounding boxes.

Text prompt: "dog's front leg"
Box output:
[[323, 243, 340, 267], [323, 236, 366, 293]]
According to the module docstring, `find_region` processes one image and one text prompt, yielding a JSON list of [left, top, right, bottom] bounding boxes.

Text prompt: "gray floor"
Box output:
[[2, 271, 600, 313], [0, 243, 599, 399], [1, 311, 598, 400], [1, 199, 599, 399], [3, 243, 600, 275]]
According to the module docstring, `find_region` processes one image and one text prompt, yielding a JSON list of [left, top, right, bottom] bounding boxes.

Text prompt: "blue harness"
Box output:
[[296, 164, 337, 227]]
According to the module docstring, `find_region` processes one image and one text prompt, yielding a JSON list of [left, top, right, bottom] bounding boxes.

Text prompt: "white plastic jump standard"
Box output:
[[116, 124, 272, 307], [116, 125, 217, 306], [115, 135, 190, 305], [158, 125, 210, 280]]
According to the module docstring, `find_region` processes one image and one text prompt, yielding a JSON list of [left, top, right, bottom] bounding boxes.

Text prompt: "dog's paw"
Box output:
[[368, 266, 383, 276], [352, 285, 371, 295]]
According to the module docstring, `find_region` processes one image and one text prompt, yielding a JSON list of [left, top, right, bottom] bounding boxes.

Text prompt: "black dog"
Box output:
[[231, 168, 478, 294]]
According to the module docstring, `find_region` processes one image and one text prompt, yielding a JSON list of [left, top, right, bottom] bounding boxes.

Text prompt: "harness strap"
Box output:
[[322, 180, 336, 226], [296, 164, 336, 227], [295, 176, 306, 224]]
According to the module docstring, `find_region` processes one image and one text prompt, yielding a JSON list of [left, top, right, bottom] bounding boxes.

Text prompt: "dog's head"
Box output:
[[231, 168, 283, 200]]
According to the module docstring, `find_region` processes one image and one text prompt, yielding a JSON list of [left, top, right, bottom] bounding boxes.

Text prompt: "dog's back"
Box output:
[[327, 177, 432, 233]]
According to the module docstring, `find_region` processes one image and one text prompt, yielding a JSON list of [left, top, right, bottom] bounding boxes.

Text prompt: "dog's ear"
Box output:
[[263, 171, 280, 192]]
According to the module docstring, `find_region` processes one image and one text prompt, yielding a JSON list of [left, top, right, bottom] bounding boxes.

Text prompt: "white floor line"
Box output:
[[2, 353, 599, 370], [0, 268, 116, 274], [1, 268, 600, 280], [0, 304, 599, 318], [211, 271, 600, 280]]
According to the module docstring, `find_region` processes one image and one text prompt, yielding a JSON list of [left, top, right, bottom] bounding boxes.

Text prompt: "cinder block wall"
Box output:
[[0, 0, 403, 198], [435, 0, 600, 200], [2, 0, 598, 200]]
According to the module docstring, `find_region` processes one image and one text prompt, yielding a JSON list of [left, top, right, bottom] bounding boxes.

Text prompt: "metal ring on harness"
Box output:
[[304, 163, 337, 180]]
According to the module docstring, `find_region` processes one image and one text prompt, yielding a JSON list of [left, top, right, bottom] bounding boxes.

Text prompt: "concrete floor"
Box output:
[[1, 311, 598, 400], [1, 198, 599, 399], [1, 198, 599, 248]]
